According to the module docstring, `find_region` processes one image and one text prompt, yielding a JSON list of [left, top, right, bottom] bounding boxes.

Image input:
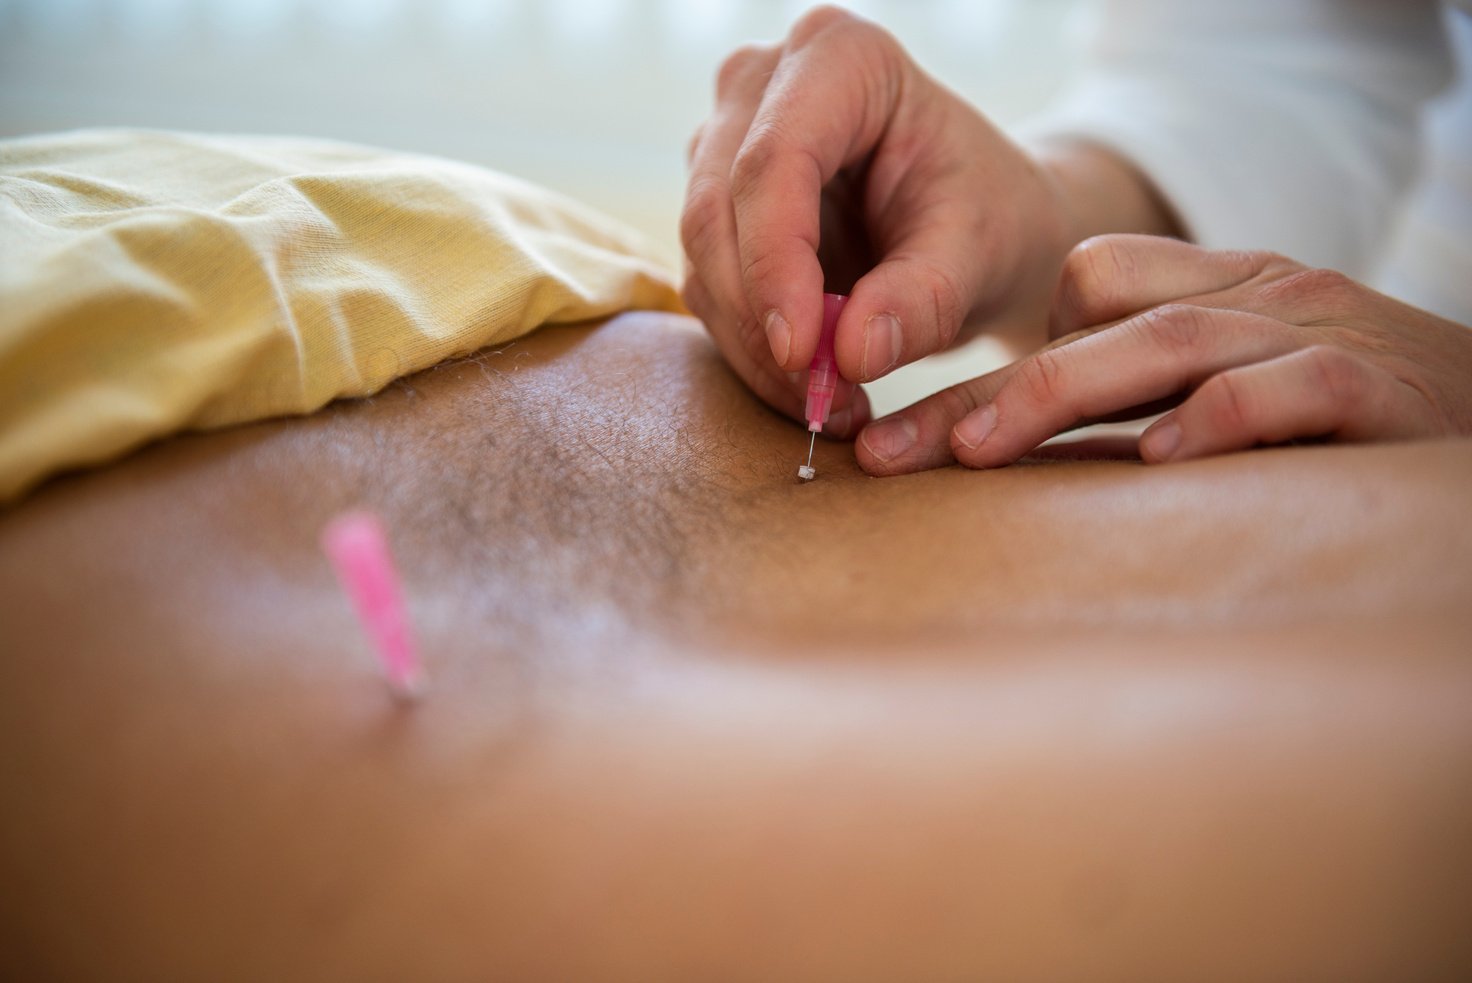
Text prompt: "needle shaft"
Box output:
[[805, 431, 816, 469]]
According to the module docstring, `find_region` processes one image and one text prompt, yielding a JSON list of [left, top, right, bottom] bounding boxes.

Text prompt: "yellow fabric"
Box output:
[[0, 129, 685, 503]]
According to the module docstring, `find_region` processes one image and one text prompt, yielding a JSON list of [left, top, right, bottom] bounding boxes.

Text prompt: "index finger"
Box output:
[[729, 9, 903, 372], [1049, 235, 1275, 339]]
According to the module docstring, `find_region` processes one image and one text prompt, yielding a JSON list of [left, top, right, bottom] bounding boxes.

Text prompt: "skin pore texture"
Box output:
[[1, 311, 1470, 981]]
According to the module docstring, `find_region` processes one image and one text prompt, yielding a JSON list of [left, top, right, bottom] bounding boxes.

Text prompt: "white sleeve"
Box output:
[[1022, 0, 1456, 275]]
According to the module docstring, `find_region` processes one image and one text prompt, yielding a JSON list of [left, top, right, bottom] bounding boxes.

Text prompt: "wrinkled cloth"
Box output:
[[1026, 1, 1470, 325], [0, 129, 685, 503]]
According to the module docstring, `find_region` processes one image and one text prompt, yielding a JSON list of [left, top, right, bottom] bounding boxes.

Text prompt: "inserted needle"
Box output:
[[321, 509, 424, 701], [796, 293, 847, 482], [798, 431, 817, 481]]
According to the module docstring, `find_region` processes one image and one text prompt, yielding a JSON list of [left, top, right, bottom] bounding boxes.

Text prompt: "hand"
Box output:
[[679, 5, 1081, 436], [856, 234, 1472, 473]]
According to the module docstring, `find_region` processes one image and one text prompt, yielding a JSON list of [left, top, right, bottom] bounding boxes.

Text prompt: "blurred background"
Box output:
[[0, 0, 1093, 408]]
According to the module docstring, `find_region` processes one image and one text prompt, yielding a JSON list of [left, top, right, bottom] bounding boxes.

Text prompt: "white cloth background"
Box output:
[[1031, 0, 1471, 326]]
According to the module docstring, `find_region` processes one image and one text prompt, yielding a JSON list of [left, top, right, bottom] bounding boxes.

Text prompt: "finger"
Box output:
[[855, 360, 1022, 475], [682, 268, 805, 421], [730, 9, 903, 371], [685, 123, 704, 167], [681, 44, 800, 412], [1138, 345, 1444, 463], [949, 305, 1306, 469], [854, 327, 1097, 475], [685, 269, 864, 429], [1050, 234, 1280, 339], [822, 383, 873, 441], [839, 223, 976, 384], [680, 42, 781, 334]]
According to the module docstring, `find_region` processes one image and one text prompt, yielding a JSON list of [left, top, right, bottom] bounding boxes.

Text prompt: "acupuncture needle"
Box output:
[[797, 292, 847, 481], [321, 509, 424, 701]]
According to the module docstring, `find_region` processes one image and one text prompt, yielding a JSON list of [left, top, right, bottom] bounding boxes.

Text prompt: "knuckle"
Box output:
[[679, 273, 709, 318], [1200, 370, 1252, 434], [1260, 267, 1359, 321], [728, 123, 785, 202], [1286, 266, 1355, 297], [736, 233, 795, 291], [679, 177, 727, 260], [933, 381, 983, 428], [789, 4, 861, 45], [715, 43, 773, 99], [789, 4, 900, 65], [1253, 250, 1306, 279], [1136, 303, 1214, 360], [1058, 235, 1136, 323], [921, 261, 967, 348], [1016, 347, 1070, 408], [1213, 248, 1286, 285], [1301, 344, 1361, 405]]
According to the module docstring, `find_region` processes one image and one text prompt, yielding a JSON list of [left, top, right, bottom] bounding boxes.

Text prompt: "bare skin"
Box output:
[[2, 312, 1470, 981]]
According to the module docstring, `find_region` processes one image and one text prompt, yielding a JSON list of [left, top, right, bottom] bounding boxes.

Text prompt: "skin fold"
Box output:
[[1, 312, 1470, 981]]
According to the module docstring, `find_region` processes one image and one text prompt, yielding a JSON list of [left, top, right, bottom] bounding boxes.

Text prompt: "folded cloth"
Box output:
[[0, 129, 685, 503]]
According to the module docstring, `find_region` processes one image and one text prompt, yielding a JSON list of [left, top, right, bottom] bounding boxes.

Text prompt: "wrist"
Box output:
[[977, 142, 1085, 352], [1031, 137, 1186, 246]]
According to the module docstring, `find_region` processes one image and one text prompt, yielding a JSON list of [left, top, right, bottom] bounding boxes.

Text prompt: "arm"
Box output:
[[1025, 0, 1455, 275]]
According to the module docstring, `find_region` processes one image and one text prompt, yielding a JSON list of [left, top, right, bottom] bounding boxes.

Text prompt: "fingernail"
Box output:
[[826, 406, 853, 433], [862, 313, 902, 379], [1143, 420, 1181, 461], [860, 417, 918, 463], [765, 310, 791, 365], [954, 404, 996, 450]]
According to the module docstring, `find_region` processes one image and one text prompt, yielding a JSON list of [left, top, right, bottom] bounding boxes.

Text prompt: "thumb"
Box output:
[[838, 242, 975, 383]]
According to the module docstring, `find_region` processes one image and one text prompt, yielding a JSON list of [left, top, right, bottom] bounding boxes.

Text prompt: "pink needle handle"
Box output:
[[321, 510, 423, 699], [804, 292, 847, 433]]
